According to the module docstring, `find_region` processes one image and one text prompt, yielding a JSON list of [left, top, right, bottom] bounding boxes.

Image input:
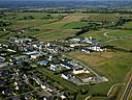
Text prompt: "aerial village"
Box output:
[[0, 35, 108, 100]]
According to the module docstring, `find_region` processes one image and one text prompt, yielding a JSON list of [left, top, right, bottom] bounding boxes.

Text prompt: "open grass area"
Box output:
[[1, 12, 82, 41], [68, 51, 132, 82], [76, 73, 95, 79], [80, 29, 108, 42], [10, 19, 54, 29], [63, 22, 88, 29], [80, 13, 132, 22], [108, 30, 132, 37], [39, 13, 85, 29], [35, 29, 78, 41], [68, 51, 132, 96], [81, 29, 132, 49], [3, 12, 65, 20], [129, 92, 132, 100], [103, 30, 132, 49], [105, 39, 132, 49], [1, 12, 132, 42], [121, 21, 132, 28]]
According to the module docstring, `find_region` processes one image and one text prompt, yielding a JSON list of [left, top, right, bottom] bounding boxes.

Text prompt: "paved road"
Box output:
[[121, 74, 132, 100]]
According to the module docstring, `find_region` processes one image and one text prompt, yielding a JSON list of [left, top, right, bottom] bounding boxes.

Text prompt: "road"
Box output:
[[107, 83, 125, 97], [85, 96, 91, 100], [121, 74, 132, 100], [104, 32, 109, 37]]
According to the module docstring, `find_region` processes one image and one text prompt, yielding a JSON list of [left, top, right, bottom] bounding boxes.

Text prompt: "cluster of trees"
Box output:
[[72, 16, 132, 38], [74, 22, 103, 36], [0, 20, 11, 27], [81, 8, 132, 14], [22, 15, 34, 20], [42, 14, 53, 19], [20, 8, 132, 14], [115, 17, 132, 26]]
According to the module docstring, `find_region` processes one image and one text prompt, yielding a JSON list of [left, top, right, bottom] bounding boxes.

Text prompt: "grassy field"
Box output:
[[121, 21, 132, 28], [81, 29, 132, 49], [1, 12, 132, 42], [68, 51, 132, 97], [129, 92, 132, 100], [80, 13, 132, 22], [35, 29, 78, 41], [63, 22, 88, 29]]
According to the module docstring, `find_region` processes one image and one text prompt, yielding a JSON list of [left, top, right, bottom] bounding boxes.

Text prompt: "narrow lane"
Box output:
[[121, 74, 132, 100]]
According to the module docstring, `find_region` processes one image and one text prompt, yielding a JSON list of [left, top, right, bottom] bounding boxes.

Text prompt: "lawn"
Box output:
[[63, 22, 88, 29]]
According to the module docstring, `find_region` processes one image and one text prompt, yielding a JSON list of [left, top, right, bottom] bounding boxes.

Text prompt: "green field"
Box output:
[[68, 51, 132, 99], [121, 21, 132, 28], [35, 29, 78, 41], [63, 22, 88, 29], [1, 12, 132, 42], [81, 29, 132, 49]]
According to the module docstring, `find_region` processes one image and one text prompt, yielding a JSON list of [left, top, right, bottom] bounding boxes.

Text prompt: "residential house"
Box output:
[[73, 68, 90, 75], [24, 51, 43, 60], [38, 60, 49, 66], [87, 46, 104, 52]]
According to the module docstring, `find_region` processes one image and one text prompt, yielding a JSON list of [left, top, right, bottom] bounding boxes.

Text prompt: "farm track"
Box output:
[[121, 74, 132, 100]]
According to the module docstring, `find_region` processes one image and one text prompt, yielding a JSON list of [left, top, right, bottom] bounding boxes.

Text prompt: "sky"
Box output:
[[0, 0, 128, 1], [2, 0, 127, 1]]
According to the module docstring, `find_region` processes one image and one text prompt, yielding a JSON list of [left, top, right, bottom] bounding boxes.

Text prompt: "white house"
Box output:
[[70, 43, 80, 48], [60, 63, 71, 69], [41, 84, 46, 90], [82, 37, 93, 44], [87, 46, 104, 52], [50, 64, 57, 71], [81, 49, 90, 54], [70, 38, 81, 43], [24, 51, 43, 60], [60, 95, 66, 100], [73, 68, 90, 74], [7, 49, 16, 53], [61, 74, 69, 80]]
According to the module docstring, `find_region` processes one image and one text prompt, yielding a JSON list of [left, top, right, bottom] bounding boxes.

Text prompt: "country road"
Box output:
[[104, 32, 109, 37], [121, 74, 132, 100]]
